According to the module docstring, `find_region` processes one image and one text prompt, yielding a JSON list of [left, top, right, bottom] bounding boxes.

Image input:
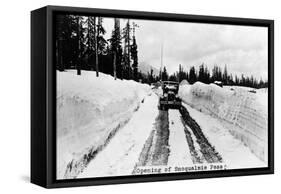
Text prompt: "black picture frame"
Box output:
[[31, 5, 274, 188]]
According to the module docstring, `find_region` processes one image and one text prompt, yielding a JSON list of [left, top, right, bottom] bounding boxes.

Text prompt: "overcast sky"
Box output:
[[102, 17, 268, 80]]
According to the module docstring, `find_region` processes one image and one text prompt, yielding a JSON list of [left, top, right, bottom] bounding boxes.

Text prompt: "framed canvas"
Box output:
[[31, 5, 274, 188]]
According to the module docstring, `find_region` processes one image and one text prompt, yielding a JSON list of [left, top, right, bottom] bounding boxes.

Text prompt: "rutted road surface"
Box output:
[[134, 110, 170, 168], [135, 105, 223, 170], [78, 90, 223, 178], [180, 106, 222, 163]]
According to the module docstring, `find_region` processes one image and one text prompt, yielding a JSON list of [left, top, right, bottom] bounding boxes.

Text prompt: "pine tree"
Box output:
[[86, 16, 96, 70], [96, 17, 107, 55], [186, 70, 189, 82], [131, 36, 138, 81], [56, 14, 77, 71], [109, 18, 123, 79], [56, 14, 65, 71], [149, 69, 154, 83], [94, 17, 99, 77], [223, 64, 228, 85], [198, 64, 205, 83], [122, 20, 132, 79], [178, 64, 186, 82], [229, 73, 234, 85], [204, 66, 210, 83], [161, 66, 168, 81], [76, 16, 83, 75], [189, 66, 197, 84]]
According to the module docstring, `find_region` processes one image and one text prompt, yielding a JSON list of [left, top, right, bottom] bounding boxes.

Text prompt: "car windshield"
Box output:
[[163, 81, 178, 86]]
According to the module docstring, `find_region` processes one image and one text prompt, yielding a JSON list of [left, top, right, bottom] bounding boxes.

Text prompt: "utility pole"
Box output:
[[160, 42, 163, 81]]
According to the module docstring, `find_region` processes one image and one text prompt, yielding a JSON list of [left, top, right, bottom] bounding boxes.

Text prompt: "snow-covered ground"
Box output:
[[57, 73, 268, 179], [56, 70, 150, 179], [168, 110, 193, 166], [183, 103, 266, 169], [179, 82, 268, 164], [78, 92, 159, 178]]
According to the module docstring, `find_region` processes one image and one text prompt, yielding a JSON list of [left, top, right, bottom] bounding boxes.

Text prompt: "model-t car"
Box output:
[[159, 81, 182, 110]]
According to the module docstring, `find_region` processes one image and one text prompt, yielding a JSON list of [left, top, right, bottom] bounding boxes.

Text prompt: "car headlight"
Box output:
[[164, 93, 168, 97]]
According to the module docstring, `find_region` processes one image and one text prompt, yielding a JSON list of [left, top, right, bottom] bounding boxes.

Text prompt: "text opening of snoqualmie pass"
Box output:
[[55, 14, 268, 180]]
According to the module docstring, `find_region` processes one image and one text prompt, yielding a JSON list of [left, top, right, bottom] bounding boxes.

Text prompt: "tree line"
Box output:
[[55, 14, 141, 81], [148, 64, 267, 89], [55, 14, 267, 89]]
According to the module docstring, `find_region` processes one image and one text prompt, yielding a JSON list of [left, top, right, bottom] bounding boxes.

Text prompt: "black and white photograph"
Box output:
[[55, 14, 269, 180]]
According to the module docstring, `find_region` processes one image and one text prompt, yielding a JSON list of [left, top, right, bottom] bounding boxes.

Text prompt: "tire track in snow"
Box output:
[[134, 130, 155, 167], [134, 110, 170, 168], [179, 116, 203, 164], [179, 106, 223, 163]]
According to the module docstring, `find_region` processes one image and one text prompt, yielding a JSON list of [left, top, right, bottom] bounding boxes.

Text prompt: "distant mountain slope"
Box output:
[[138, 62, 160, 76]]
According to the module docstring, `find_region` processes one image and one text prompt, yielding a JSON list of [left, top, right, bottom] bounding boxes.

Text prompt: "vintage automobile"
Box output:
[[158, 81, 182, 110]]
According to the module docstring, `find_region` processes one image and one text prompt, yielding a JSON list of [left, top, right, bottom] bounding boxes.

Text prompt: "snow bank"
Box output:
[[183, 103, 266, 169], [78, 93, 159, 178], [57, 70, 150, 179], [180, 79, 189, 86], [179, 82, 268, 162]]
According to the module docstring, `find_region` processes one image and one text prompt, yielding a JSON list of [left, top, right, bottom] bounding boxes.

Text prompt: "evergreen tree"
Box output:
[[223, 65, 228, 84], [235, 75, 239, 85], [228, 73, 234, 85], [198, 64, 205, 83], [86, 16, 96, 71], [122, 20, 132, 79], [149, 69, 154, 84], [189, 66, 197, 84], [178, 64, 186, 82], [96, 18, 107, 54], [76, 16, 83, 75], [185, 70, 189, 82], [204, 66, 210, 83], [161, 66, 168, 81], [56, 14, 84, 71], [109, 18, 123, 79], [131, 36, 138, 81], [56, 14, 66, 71]]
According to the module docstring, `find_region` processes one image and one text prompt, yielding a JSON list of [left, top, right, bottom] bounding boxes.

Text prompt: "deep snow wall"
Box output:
[[56, 70, 150, 179], [179, 82, 268, 163]]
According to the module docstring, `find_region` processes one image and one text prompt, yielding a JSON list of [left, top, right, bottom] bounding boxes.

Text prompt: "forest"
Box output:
[[158, 64, 268, 88], [55, 14, 139, 80], [55, 14, 268, 89]]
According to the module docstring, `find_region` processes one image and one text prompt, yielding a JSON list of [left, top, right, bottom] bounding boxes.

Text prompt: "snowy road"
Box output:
[[75, 87, 266, 178], [168, 110, 193, 166], [57, 71, 267, 179]]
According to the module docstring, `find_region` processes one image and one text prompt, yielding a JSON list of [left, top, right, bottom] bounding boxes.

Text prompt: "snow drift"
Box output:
[[57, 70, 150, 179], [180, 79, 189, 86], [179, 82, 268, 163]]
